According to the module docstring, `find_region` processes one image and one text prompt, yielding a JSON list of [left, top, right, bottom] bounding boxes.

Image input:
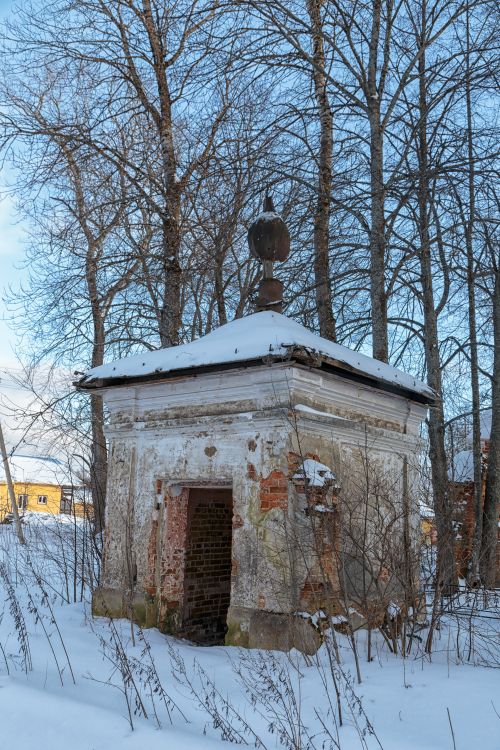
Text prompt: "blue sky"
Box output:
[[0, 2, 25, 367], [0, 189, 26, 365], [0, 170, 30, 447], [0, 0, 31, 442]]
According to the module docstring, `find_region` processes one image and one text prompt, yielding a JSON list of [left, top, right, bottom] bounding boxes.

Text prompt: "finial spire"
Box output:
[[262, 193, 275, 213], [247, 193, 290, 313]]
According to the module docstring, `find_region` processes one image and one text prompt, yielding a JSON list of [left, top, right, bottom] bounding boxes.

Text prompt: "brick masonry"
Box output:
[[147, 486, 234, 641], [449, 439, 500, 583], [144, 454, 345, 640], [180, 489, 233, 644], [159, 488, 189, 614], [259, 470, 288, 511]]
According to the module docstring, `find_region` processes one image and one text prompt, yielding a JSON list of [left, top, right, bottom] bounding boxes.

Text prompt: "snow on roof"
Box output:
[[254, 210, 281, 221], [79, 311, 433, 400], [73, 487, 93, 505], [293, 458, 337, 488], [419, 499, 435, 518], [449, 450, 474, 482], [0, 455, 72, 486]]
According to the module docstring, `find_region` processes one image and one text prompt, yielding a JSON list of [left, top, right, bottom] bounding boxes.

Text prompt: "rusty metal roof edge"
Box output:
[[74, 348, 434, 406], [290, 345, 434, 405]]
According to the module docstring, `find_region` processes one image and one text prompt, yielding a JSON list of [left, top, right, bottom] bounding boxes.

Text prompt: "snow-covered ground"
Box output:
[[0, 516, 498, 750]]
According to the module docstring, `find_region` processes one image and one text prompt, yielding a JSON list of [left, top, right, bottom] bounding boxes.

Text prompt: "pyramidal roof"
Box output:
[[77, 311, 433, 402]]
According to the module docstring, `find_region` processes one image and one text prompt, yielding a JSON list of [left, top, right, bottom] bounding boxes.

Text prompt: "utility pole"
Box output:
[[0, 418, 25, 545]]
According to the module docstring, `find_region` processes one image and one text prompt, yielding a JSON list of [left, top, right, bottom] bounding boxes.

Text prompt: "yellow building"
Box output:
[[0, 454, 82, 520], [419, 499, 437, 545]]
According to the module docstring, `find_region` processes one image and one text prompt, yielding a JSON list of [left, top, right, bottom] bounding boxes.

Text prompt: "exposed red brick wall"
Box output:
[[288, 451, 301, 475], [451, 481, 474, 577], [145, 514, 159, 596], [147, 486, 235, 641], [452, 473, 500, 583], [306, 452, 321, 462], [143, 479, 163, 595], [232, 513, 244, 529], [181, 489, 233, 644], [299, 528, 341, 612], [260, 470, 288, 511], [159, 488, 189, 609], [247, 462, 257, 480]]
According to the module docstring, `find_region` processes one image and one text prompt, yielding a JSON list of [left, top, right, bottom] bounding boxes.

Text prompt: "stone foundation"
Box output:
[[92, 590, 322, 654], [92, 587, 158, 629]]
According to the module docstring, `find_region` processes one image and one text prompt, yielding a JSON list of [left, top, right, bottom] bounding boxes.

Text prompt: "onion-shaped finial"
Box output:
[[247, 195, 290, 263]]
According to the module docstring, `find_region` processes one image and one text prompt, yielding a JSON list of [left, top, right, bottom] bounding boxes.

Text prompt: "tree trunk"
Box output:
[[480, 262, 500, 587], [214, 241, 228, 327], [87, 267, 108, 536], [367, 0, 388, 362], [159, 211, 182, 347], [416, 8, 456, 593], [143, 0, 182, 348], [464, 2, 483, 583], [69, 146, 110, 537], [307, 0, 336, 341], [0, 420, 25, 544], [90, 394, 107, 536]]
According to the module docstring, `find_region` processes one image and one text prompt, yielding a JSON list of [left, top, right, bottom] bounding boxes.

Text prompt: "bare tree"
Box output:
[[0, 64, 141, 530], [481, 246, 500, 587]]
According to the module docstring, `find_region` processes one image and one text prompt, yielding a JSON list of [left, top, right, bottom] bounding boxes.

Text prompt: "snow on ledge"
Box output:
[[293, 458, 337, 488], [294, 404, 348, 420]]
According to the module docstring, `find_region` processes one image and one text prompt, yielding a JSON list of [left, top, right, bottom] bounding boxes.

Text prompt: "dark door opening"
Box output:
[[181, 488, 233, 645]]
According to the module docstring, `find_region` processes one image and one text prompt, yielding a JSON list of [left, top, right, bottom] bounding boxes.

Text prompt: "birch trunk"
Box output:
[[480, 263, 500, 587], [307, 0, 336, 341], [416, 7, 456, 592], [367, 0, 388, 362], [214, 243, 228, 327], [142, 0, 182, 347], [464, 3, 483, 583]]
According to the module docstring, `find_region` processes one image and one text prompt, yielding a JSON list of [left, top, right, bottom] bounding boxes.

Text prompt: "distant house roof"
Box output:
[[449, 449, 476, 483], [419, 499, 435, 519], [465, 410, 492, 446], [449, 410, 492, 483], [0, 455, 73, 486], [77, 311, 434, 403]]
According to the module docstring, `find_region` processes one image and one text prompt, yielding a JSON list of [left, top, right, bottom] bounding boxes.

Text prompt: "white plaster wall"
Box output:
[[99, 362, 428, 616]]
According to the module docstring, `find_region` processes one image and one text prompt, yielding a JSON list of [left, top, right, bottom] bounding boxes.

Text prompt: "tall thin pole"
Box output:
[[0, 419, 25, 545]]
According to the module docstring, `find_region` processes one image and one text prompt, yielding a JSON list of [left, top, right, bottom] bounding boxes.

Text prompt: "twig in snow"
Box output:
[[447, 707, 457, 750]]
